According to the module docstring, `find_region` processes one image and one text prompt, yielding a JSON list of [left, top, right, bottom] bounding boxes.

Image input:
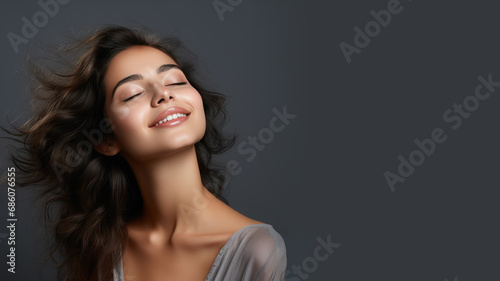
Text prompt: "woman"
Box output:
[[6, 25, 286, 281]]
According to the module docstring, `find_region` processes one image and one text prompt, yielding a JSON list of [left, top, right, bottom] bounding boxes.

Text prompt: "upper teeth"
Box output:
[[155, 113, 187, 126]]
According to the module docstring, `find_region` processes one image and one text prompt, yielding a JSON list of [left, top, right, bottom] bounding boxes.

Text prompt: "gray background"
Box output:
[[1, 0, 499, 280]]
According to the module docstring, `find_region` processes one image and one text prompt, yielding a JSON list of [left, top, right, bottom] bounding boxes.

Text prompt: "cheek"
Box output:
[[188, 90, 205, 116], [191, 92, 206, 129], [111, 106, 131, 120], [107, 104, 145, 140]]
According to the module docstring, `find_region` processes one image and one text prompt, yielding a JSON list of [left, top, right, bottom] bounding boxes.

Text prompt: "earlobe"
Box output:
[[93, 136, 120, 156]]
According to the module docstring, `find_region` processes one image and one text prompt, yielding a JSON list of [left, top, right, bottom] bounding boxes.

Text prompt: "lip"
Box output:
[[150, 106, 191, 127]]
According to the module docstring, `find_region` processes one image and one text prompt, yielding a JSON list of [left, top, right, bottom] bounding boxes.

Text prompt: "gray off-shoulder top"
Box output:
[[110, 224, 287, 281]]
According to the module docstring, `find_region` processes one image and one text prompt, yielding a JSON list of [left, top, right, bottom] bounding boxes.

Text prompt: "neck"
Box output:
[[123, 145, 214, 236]]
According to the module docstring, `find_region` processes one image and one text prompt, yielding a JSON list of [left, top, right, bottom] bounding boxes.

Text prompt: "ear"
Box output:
[[93, 135, 120, 156]]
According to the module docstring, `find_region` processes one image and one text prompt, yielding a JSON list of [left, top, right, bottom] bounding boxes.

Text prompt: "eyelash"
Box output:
[[123, 82, 187, 102]]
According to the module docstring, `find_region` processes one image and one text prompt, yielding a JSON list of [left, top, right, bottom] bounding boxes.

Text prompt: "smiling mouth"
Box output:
[[154, 113, 190, 126]]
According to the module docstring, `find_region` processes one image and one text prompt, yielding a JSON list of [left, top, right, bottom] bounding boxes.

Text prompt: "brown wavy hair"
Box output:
[[2, 25, 236, 281]]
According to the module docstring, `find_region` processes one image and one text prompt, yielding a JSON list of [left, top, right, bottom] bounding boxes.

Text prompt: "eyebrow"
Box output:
[[111, 64, 181, 97]]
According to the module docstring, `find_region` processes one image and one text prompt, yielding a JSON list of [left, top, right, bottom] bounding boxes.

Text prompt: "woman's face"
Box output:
[[102, 45, 206, 162]]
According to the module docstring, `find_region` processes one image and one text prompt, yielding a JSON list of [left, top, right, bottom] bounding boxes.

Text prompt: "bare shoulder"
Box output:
[[206, 193, 265, 234]]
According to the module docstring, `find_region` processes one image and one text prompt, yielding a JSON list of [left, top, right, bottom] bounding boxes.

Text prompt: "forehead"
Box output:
[[103, 45, 177, 95]]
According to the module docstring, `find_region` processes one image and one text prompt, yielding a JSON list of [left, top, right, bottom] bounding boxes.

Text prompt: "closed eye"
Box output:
[[123, 92, 144, 102], [167, 82, 187, 86], [122, 82, 186, 102]]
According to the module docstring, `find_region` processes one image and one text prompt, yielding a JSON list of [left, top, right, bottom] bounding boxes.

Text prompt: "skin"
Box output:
[[95, 45, 262, 281]]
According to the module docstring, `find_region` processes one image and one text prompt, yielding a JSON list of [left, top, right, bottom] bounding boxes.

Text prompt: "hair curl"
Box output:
[[2, 25, 236, 281]]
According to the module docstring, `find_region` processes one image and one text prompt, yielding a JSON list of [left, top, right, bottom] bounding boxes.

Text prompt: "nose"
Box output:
[[151, 83, 174, 106]]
